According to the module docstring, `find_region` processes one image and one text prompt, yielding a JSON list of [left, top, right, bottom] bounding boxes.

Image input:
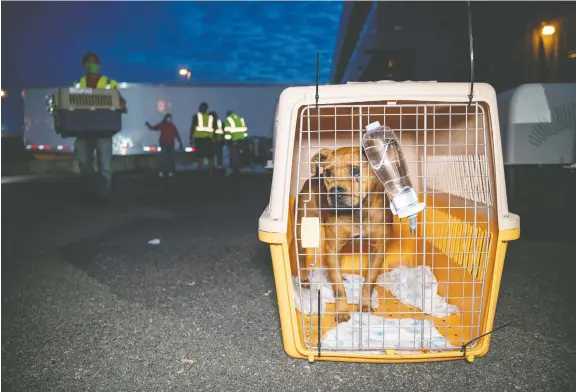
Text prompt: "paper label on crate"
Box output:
[[69, 87, 93, 94], [301, 217, 320, 248]]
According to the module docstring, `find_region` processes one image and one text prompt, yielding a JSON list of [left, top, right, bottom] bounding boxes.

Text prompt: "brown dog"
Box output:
[[296, 146, 393, 323]]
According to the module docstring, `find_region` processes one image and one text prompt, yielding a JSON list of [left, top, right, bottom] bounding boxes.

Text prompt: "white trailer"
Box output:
[[497, 83, 576, 166], [23, 83, 291, 156], [496, 83, 576, 241]]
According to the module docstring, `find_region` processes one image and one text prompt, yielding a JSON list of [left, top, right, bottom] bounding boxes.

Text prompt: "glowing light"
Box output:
[[541, 25, 555, 36], [1, 90, 5, 98], [178, 68, 191, 80]]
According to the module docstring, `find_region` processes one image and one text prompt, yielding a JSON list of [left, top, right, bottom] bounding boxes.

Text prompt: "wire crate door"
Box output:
[[291, 102, 495, 355]]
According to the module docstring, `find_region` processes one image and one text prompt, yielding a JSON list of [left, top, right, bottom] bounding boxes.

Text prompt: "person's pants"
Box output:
[[238, 140, 249, 168], [74, 136, 113, 197], [160, 145, 175, 174], [215, 142, 224, 168], [229, 141, 240, 172]]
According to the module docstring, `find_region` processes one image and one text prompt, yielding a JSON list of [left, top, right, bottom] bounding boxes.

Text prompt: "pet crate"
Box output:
[[258, 81, 520, 363]]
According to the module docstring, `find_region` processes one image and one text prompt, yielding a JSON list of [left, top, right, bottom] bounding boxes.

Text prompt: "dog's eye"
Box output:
[[351, 166, 360, 177], [324, 169, 332, 177]]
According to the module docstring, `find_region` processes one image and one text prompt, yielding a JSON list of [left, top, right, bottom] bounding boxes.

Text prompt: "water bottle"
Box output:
[[362, 121, 425, 234]]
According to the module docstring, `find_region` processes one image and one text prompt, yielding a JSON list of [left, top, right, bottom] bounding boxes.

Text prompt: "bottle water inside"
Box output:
[[362, 121, 425, 234]]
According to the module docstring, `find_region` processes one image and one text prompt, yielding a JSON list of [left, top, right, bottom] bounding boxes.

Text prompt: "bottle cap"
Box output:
[[365, 121, 382, 134], [389, 187, 426, 219]]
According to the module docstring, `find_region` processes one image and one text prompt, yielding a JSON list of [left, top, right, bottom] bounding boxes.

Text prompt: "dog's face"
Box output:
[[311, 147, 378, 210]]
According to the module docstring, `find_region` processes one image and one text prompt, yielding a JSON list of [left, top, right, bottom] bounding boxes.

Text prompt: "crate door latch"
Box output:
[[301, 217, 320, 249]]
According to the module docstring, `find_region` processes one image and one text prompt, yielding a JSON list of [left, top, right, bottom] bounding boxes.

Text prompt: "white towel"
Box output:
[[321, 312, 456, 351], [293, 266, 459, 318], [292, 269, 378, 314], [375, 265, 460, 318]]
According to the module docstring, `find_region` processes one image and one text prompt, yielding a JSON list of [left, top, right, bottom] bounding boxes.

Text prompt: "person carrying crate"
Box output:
[[73, 51, 127, 203]]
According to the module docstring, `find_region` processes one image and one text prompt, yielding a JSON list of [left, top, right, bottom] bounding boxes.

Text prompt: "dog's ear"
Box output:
[[310, 149, 333, 177]]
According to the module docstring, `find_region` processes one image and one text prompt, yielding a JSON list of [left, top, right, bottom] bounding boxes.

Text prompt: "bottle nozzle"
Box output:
[[409, 216, 417, 235]]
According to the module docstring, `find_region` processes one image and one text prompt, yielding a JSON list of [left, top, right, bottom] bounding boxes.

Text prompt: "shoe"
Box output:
[[168, 172, 174, 177], [159, 172, 164, 177]]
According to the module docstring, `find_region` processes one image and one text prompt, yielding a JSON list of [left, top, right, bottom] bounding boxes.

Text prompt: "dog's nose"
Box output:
[[330, 186, 347, 202], [330, 186, 347, 195]]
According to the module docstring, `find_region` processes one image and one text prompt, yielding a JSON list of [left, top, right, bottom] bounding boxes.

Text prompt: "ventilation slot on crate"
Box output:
[[69, 94, 113, 108]]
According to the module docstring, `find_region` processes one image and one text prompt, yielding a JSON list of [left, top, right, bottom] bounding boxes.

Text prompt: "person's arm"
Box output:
[[242, 117, 248, 137], [145, 122, 161, 131], [212, 119, 218, 141], [109, 79, 128, 114], [190, 115, 198, 144], [224, 117, 233, 140]]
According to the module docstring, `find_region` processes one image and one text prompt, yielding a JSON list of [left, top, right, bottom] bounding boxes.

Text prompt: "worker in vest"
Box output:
[[189, 102, 214, 175], [209, 111, 227, 174], [224, 110, 248, 175], [73, 51, 127, 203]]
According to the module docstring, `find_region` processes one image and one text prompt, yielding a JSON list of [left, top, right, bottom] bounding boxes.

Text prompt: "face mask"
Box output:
[[85, 62, 100, 74]]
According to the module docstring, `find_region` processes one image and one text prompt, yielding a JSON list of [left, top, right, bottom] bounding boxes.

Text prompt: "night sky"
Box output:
[[1, 1, 343, 133]]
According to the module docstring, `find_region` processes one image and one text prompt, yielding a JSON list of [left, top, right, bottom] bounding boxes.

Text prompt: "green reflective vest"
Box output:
[[74, 75, 119, 89], [214, 119, 226, 141], [193, 112, 214, 139], [224, 113, 247, 141]]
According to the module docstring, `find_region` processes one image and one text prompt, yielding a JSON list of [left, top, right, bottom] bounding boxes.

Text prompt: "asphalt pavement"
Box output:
[[2, 172, 575, 392]]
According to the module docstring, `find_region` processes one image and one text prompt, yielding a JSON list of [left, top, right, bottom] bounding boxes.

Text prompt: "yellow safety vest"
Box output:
[[193, 112, 214, 139], [74, 75, 119, 89], [224, 114, 247, 141], [214, 119, 226, 141]]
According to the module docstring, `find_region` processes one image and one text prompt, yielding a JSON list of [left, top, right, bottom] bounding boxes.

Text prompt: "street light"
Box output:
[[179, 67, 191, 80], [541, 25, 555, 36], [1, 90, 5, 98]]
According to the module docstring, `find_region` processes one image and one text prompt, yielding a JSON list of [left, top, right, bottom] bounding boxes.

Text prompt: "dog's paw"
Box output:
[[335, 313, 351, 324], [361, 304, 375, 313]]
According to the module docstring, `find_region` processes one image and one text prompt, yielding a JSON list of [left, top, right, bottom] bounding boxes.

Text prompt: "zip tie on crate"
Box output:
[[466, 0, 475, 106], [317, 289, 322, 357], [461, 321, 512, 357], [315, 52, 320, 110]]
